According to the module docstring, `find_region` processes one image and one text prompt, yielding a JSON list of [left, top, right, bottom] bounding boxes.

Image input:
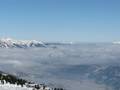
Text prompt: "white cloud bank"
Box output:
[[0, 43, 119, 90]]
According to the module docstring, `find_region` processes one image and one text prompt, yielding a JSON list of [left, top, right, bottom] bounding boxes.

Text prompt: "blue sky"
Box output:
[[0, 0, 120, 42]]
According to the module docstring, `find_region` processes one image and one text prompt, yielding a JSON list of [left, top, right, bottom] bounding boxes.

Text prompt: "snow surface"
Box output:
[[0, 83, 33, 90]]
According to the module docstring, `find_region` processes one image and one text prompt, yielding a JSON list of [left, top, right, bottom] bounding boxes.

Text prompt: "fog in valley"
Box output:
[[0, 43, 120, 90]]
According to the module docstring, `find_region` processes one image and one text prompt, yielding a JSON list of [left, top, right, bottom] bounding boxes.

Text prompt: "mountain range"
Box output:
[[0, 38, 46, 48], [0, 38, 73, 48]]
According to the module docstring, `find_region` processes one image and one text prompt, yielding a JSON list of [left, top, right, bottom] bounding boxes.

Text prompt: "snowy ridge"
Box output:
[[0, 71, 64, 90], [0, 38, 73, 48], [0, 38, 45, 48]]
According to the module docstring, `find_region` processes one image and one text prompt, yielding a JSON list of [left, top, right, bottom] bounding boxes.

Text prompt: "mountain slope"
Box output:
[[0, 71, 64, 90]]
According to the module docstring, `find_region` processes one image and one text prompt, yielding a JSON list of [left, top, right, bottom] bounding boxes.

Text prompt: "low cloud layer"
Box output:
[[0, 43, 119, 90]]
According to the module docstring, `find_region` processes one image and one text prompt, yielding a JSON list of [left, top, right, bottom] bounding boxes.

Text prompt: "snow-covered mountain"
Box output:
[[0, 38, 74, 48], [0, 71, 64, 90], [0, 38, 46, 48]]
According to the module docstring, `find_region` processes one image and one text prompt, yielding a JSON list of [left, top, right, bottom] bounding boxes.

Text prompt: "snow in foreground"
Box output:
[[0, 83, 32, 90]]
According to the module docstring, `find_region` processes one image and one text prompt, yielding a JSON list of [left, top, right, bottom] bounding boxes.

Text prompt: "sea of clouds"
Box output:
[[0, 43, 120, 90]]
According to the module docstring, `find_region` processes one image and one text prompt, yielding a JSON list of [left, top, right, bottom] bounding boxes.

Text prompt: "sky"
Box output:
[[0, 0, 120, 42]]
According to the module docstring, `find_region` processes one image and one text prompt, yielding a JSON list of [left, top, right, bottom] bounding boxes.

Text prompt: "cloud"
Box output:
[[0, 44, 119, 89]]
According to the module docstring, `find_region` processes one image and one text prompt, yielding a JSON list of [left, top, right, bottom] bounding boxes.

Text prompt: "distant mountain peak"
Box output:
[[0, 38, 45, 48]]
